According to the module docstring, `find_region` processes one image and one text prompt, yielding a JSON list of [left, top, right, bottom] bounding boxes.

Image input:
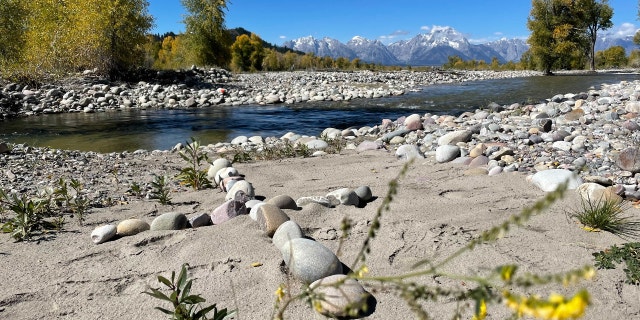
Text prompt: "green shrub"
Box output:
[[0, 189, 46, 241], [144, 263, 236, 320]]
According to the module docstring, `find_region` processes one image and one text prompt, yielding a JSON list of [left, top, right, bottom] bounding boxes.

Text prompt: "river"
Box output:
[[1, 72, 639, 153]]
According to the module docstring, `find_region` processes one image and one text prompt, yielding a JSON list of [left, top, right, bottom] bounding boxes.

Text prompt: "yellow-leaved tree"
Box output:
[[1, 0, 153, 80]]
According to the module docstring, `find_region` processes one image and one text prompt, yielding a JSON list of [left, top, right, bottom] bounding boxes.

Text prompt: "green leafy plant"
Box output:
[[151, 175, 172, 205], [593, 242, 640, 285], [274, 163, 594, 319], [143, 263, 236, 320], [0, 189, 46, 241], [569, 196, 640, 239], [128, 181, 143, 198], [177, 137, 212, 190], [69, 178, 89, 225]]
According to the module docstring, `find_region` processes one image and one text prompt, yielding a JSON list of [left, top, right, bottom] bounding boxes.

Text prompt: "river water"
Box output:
[[1, 73, 639, 153]]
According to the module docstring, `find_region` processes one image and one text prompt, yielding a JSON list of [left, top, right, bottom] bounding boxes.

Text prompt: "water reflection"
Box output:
[[1, 73, 639, 152]]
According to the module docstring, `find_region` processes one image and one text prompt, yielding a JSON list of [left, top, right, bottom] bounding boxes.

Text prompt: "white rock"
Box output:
[[91, 224, 117, 244], [529, 169, 583, 192], [435, 145, 460, 163], [326, 188, 359, 206]]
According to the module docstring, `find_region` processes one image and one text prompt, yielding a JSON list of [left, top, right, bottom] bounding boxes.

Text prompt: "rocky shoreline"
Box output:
[[2, 73, 640, 211], [0, 69, 539, 119], [3, 71, 640, 319]]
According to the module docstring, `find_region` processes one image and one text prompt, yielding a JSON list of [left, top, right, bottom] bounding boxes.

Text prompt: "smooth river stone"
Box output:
[[91, 224, 117, 244], [207, 158, 232, 182], [326, 188, 360, 206], [310, 274, 371, 318], [116, 219, 150, 236], [354, 186, 372, 202], [188, 213, 212, 228], [395, 144, 424, 160], [576, 183, 623, 204], [305, 139, 329, 150], [151, 212, 189, 231], [214, 167, 239, 187], [403, 113, 423, 131], [356, 140, 382, 152], [296, 196, 339, 208], [267, 194, 299, 210], [435, 145, 460, 163], [249, 202, 266, 221], [225, 180, 254, 201], [211, 198, 248, 225], [529, 169, 583, 192], [616, 147, 640, 173], [281, 238, 343, 283], [437, 130, 472, 146], [272, 220, 304, 252], [257, 204, 290, 237]]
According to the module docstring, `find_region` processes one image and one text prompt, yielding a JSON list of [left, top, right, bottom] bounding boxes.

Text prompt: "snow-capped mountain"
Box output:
[[484, 38, 530, 62], [346, 36, 399, 65], [283, 26, 511, 66], [596, 34, 636, 54], [282, 36, 357, 60], [281, 25, 636, 66]]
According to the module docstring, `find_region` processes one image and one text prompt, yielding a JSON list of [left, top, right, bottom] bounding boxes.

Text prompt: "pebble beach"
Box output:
[[2, 69, 640, 319]]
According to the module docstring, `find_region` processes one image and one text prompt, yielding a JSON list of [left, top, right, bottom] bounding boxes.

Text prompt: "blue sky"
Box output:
[[148, 0, 639, 45]]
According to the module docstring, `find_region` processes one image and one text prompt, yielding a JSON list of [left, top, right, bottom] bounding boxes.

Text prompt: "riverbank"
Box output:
[[1, 75, 640, 319], [0, 69, 540, 119]]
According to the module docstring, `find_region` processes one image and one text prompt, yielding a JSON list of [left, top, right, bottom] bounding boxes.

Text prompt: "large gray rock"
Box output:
[[281, 238, 343, 283], [272, 220, 304, 252], [310, 274, 371, 318], [529, 169, 583, 192], [150, 212, 189, 231]]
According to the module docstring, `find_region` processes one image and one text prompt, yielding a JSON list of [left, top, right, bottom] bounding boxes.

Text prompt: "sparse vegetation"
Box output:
[[150, 175, 172, 205], [274, 164, 594, 319], [143, 263, 236, 320], [177, 137, 212, 190], [569, 196, 640, 239], [593, 242, 640, 285], [0, 189, 46, 241]]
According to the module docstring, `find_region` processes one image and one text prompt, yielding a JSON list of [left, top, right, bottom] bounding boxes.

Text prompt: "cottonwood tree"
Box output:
[[575, 0, 613, 71], [0, 0, 27, 66], [230, 33, 264, 71], [181, 0, 232, 67], [527, 0, 582, 74], [2, 0, 153, 80]]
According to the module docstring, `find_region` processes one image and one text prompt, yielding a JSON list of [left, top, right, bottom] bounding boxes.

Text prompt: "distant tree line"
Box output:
[[1, 0, 638, 83]]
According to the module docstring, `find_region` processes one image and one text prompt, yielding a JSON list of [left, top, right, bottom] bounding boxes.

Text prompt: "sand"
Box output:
[[0, 148, 638, 319]]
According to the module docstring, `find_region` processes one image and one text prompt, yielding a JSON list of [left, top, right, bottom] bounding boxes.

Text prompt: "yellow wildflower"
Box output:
[[355, 265, 369, 278], [472, 299, 487, 320], [503, 290, 590, 320], [274, 284, 286, 302]]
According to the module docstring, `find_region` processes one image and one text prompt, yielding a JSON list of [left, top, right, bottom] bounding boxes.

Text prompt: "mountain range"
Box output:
[[282, 26, 636, 66]]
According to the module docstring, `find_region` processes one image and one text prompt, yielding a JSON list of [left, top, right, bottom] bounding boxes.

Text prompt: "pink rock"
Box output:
[[404, 114, 423, 131], [211, 199, 247, 225]]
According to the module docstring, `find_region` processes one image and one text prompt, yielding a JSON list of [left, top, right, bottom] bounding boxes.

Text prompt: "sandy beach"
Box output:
[[0, 147, 638, 319]]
